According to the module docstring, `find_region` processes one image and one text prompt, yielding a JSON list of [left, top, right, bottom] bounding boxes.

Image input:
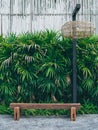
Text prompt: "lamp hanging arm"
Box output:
[[72, 4, 81, 21]]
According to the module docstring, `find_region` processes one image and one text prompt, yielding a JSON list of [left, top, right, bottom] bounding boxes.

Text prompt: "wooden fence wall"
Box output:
[[0, 0, 98, 35]]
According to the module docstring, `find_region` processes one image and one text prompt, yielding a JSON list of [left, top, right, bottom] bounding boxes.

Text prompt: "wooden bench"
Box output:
[[10, 103, 81, 121]]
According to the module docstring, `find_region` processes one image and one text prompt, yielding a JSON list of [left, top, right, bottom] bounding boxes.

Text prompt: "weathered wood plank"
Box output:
[[10, 103, 81, 109]]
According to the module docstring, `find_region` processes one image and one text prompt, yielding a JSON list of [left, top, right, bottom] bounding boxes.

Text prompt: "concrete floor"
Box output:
[[0, 114, 98, 130]]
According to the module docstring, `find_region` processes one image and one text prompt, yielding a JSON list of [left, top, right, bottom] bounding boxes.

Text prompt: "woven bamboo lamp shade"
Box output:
[[61, 21, 95, 38]]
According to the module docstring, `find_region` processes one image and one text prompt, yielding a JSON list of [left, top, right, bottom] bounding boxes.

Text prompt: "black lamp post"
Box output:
[[72, 4, 80, 103], [61, 4, 94, 103]]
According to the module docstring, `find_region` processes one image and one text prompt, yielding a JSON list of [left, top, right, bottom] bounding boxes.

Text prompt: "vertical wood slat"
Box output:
[[0, 14, 2, 35], [30, 0, 32, 32], [93, 0, 96, 28], [9, 0, 12, 34]]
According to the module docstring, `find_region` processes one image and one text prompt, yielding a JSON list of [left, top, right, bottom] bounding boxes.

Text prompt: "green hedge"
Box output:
[[0, 30, 98, 107]]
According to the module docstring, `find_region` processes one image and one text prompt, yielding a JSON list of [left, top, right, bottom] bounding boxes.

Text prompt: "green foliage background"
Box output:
[[0, 31, 98, 113]]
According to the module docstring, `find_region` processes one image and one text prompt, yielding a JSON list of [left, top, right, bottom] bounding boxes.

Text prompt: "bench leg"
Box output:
[[14, 107, 20, 121], [70, 107, 76, 121]]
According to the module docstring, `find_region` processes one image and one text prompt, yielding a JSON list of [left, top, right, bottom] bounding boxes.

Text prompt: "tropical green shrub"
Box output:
[[0, 31, 98, 108], [78, 99, 98, 114]]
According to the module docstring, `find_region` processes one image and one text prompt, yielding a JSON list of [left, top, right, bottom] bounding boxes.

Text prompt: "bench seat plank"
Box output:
[[10, 103, 81, 110]]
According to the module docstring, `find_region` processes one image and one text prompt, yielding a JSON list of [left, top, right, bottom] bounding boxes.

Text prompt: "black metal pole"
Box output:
[[72, 4, 80, 103]]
